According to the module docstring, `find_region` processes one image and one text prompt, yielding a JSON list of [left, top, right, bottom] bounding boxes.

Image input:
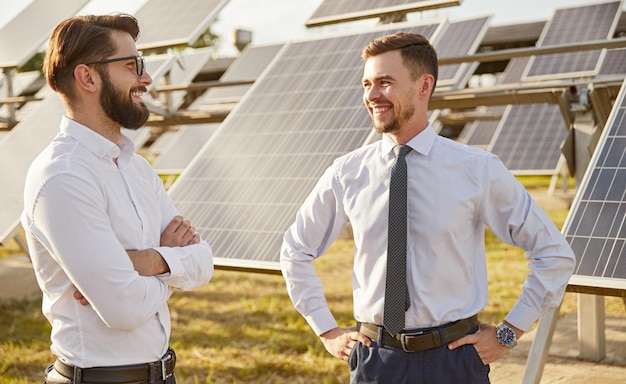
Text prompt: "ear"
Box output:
[[418, 74, 436, 97], [73, 64, 99, 93]]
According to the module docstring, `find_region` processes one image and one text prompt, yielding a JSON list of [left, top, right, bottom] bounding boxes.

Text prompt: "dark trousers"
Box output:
[[348, 340, 490, 384]]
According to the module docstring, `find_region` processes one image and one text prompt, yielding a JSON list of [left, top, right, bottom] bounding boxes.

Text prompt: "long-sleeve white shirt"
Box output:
[[21, 116, 213, 367], [280, 124, 575, 336]]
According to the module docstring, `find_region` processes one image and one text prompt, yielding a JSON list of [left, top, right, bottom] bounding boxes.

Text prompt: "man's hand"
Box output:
[[447, 322, 524, 365], [319, 326, 372, 361], [73, 289, 90, 306], [160, 215, 200, 247]]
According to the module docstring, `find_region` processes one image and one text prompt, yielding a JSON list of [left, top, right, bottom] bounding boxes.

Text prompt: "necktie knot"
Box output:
[[394, 145, 412, 158]]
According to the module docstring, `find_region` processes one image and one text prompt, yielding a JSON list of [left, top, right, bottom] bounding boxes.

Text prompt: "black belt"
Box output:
[[357, 315, 478, 352], [53, 348, 176, 383]]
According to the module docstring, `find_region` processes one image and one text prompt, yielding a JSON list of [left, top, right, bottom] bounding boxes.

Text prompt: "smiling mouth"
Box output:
[[130, 86, 148, 99], [372, 105, 391, 116]]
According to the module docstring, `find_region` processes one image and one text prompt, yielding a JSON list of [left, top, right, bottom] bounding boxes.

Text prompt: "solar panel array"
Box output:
[[524, 0, 622, 81], [169, 20, 446, 269], [0, 0, 89, 69], [306, 0, 460, 27], [563, 78, 626, 289], [486, 1, 622, 175]]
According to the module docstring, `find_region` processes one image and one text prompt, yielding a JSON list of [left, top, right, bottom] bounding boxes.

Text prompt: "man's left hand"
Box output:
[[447, 322, 523, 365]]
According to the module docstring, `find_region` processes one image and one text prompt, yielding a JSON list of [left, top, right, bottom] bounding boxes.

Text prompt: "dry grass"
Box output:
[[1, 178, 625, 383]]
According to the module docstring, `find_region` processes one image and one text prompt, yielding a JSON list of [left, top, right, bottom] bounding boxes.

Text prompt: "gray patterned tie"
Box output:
[[383, 145, 412, 336]]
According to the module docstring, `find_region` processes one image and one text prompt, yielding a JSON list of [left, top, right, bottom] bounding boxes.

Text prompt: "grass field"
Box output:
[[1, 178, 625, 383]]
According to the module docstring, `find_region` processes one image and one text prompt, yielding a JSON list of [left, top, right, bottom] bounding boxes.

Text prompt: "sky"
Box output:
[[0, 0, 621, 56]]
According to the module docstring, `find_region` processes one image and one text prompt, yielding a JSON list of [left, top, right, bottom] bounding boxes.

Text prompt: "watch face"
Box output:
[[497, 324, 517, 347]]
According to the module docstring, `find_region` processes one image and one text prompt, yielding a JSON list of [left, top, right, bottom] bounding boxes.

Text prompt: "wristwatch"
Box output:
[[496, 323, 518, 348]]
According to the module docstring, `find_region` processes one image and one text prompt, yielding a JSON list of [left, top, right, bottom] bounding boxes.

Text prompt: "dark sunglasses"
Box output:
[[84, 55, 145, 77]]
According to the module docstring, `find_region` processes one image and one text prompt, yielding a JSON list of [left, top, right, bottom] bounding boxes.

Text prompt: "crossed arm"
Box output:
[[74, 215, 200, 305]]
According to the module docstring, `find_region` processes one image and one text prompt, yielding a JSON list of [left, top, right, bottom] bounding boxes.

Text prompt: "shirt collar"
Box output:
[[60, 116, 136, 164], [381, 123, 437, 158]]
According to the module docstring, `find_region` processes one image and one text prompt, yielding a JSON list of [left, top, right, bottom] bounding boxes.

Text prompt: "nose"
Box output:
[[364, 84, 380, 103], [141, 70, 152, 86]]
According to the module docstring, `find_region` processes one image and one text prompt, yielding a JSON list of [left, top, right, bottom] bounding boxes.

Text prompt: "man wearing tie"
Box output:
[[280, 32, 575, 383]]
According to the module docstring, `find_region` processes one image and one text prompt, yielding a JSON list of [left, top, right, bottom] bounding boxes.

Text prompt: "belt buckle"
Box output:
[[160, 353, 172, 380], [400, 330, 424, 352]]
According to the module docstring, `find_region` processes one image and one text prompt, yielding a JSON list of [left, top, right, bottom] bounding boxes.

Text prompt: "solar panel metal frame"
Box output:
[[563, 77, 626, 291], [168, 19, 449, 272], [522, 0, 623, 82], [305, 0, 461, 28], [134, 0, 229, 51], [0, 0, 90, 69]]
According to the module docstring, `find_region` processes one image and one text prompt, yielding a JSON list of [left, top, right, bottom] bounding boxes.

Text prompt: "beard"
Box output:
[[372, 103, 415, 134], [98, 69, 150, 129]]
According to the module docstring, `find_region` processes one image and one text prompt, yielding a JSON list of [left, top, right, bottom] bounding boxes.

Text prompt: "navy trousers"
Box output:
[[348, 339, 490, 384]]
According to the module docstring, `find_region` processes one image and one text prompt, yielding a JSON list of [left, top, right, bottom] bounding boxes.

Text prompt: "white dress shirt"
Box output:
[[280, 124, 575, 336], [21, 116, 213, 367]]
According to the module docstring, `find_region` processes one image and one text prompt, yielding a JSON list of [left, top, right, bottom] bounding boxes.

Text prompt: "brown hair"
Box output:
[[43, 14, 140, 99], [362, 32, 438, 89]]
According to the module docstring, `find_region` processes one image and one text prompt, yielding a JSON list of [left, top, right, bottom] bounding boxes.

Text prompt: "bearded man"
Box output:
[[21, 14, 214, 384]]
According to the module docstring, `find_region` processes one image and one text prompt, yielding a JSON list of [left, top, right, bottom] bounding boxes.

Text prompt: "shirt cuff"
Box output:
[[505, 300, 544, 332], [305, 306, 339, 336], [153, 247, 182, 280]]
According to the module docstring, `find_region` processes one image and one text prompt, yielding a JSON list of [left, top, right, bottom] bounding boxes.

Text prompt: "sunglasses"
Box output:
[[84, 55, 145, 77]]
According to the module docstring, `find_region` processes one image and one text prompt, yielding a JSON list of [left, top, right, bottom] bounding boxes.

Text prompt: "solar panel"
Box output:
[[168, 20, 445, 271], [563, 77, 626, 290], [458, 57, 530, 148], [488, 103, 568, 175], [306, 0, 461, 28], [0, 0, 90, 69], [485, 1, 622, 174], [191, 43, 284, 107], [433, 16, 490, 91], [134, 0, 228, 51], [597, 47, 626, 76], [523, 1, 622, 81], [152, 124, 220, 174], [0, 87, 63, 244], [149, 129, 180, 156]]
